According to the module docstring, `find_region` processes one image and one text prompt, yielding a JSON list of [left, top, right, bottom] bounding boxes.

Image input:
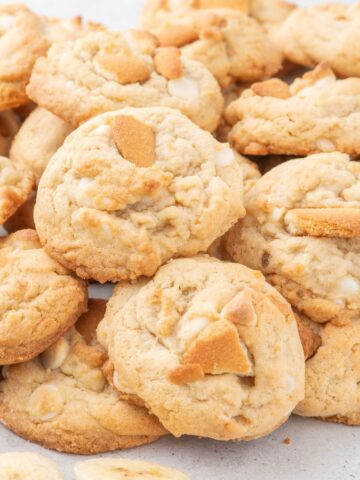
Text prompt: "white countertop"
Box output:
[[0, 0, 358, 478]]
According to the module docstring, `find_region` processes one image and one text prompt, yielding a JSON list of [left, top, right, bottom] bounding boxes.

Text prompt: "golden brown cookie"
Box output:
[[0, 110, 21, 157]]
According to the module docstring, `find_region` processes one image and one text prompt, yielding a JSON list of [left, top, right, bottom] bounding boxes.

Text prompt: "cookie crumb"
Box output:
[[283, 437, 291, 445]]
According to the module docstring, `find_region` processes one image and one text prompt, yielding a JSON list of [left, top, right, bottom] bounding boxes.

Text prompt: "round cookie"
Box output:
[[26, 29, 223, 132], [226, 152, 360, 325], [0, 4, 49, 110], [99, 256, 305, 440], [75, 458, 189, 480], [0, 299, 167, 454], [34, 107, 245, 283], [226, 64, 360, 156], [10, 107, 74, 184], [0, 452, 64, 480], [150, 9, 283, 87], [0, 110, 21, 157], [0, 229, 87, 364], [3, 190, 35, 233], [0, 155, 34, 224]]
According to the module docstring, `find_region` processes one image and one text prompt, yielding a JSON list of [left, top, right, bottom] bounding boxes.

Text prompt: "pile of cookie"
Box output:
[[0, 0, 360, 477]]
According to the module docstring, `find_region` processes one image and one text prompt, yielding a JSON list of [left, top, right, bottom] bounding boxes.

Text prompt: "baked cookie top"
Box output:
[[275, 3, 360, 78], [0, 4, 49, 110], [226, 64, 360, 156], [0, 229, 87, 364], [151, 9, 282, 87], [10, 107, 74, 184], [0, 155, 33, 224], [0, 452, 64, 479], [75, 458, 189, 480], [26, 29, 223, 131], [34, 107, 245, 283], [226, 152, 360, 325], [99, 256, 304, 440], [250, 0, 295, 28], [0, 299, 167, 454], [0, 110, 20, 157]]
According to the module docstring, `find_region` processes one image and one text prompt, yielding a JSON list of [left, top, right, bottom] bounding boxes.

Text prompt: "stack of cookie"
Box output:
[[0, 0, 359, 472]]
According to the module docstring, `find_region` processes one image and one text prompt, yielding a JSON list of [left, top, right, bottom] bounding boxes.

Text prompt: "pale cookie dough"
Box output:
[[4, 190, 35, 233], [0, 299, 166, 454], [150, 9, 282, 87], [226, 152, 360, 326], [250, 0, 295, 29], [10, 107, 74, 184], [35, 107, 245, 283], [75, 458, 189, 480], [0, 452, 64, 480], [0, 110, 21, 157], [0, 4, 49, 110], [0, 229, 87, 364], [27, 29, 223, 131], [0, 155, 34, 224], [99, 256, 305, 440], [226, 64, 360, 156], [275, 3, 360, 78]]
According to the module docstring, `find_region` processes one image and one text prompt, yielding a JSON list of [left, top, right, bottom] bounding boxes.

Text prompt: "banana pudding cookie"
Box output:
[[0, 4, 49, 110], [226, 153, 360, 325], [10, 107, 74, 184], [0, 110, 20, 157], [0, 155, 33, 224], [149, 9, 282, 87], [0, 452, 64, 480], [250, 0, 295, 28], [75, 458, 189, 480], [0, 229, 87, 364], [34, 107, 245, 283], [275, 3, 360, 78], [226, 64, 360, 156], [0, 299, 166, 453], [99, 256, 305, 440], [3, 191, 35, 233], [27, 29, 223, 131]]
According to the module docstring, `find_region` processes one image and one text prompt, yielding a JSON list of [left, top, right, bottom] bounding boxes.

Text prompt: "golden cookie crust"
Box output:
[[226, 152, 360, 326], [0, 229, 87, 364], [100, 256, 304, 440], [27, 29, 223, 132], [0, 299, 167, 454], [34, 107, 245, 283]]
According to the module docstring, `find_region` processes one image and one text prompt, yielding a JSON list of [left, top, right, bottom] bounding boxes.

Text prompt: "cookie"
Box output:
[[275, 3, 360, 78], [3, 191, 35, 233], [0, 4, 49, 110], [0, 110, 21, 157], [0, 155, 34, 224], [150, 9, 282, 87], [0, 452, 64, 479], [75, 458, 189, 480], [0, 299, 167, 454], [226, 64, 360, 156], [226, 152, 360, 326], [38, 15, 98, 44], [26, 29, 223, 132], [34, 107, 245, 283], [99, 256, 305, 440], [250, 0, 295, 28], [10, 107, 74, 184], [0, 229, 87, 364]]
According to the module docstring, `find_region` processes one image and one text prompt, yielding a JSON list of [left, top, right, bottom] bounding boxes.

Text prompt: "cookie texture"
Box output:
[[27, 29, 223, 132], [226, 152, 360, 326], [0, 155, 34, 224], [226, 64, 360, 156], [10, 107, 74, 184], [100, 256, 304, 440], [35, 107, 245, 283], [250, 0, 295, 28], [0, 229, 87, 364], [0, 299, 167, 454], [150, 9, 282, 87], [0, 110, 21, 157], [75, 458, 189, 480], [275, 3, 360, 78], [3, 190, 35, 233], [0, 452, 64, 479], [0, 4, 49, 110]]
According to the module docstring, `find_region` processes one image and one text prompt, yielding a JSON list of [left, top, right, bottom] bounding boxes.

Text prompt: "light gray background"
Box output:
[[0, 0, 358, 479]]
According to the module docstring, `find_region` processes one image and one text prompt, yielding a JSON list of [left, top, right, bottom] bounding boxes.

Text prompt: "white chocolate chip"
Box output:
[[314, 76, 336, 89], [315, 138, 336, 152], [215, 147, 235, 167], [113, 370, 120, 390], [66, 80, 75, 89], [168, 77, 199, 99], [336, 276, 360, 298], [285, 374, 296, 393], [28, 384, 64, 422], [89, 125, 111, 137], [0, 15, 15, 32], [271, 207, 286, 221], [40, 337, 70, 370]]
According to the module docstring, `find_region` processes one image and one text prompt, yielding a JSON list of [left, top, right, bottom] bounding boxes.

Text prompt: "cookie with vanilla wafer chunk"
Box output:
[[226, 152, 360, 326], [98, 256, 304, 440]]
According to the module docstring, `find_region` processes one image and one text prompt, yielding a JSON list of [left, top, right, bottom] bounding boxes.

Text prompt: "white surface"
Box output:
[[0, 0, 359, 479]]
